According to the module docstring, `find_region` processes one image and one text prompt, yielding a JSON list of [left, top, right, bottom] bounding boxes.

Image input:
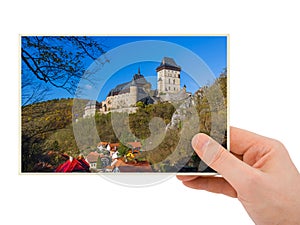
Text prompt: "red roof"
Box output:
[[97, 142, 120, 149], [97, 141, 108, 147], [86, 152, 100, 163], [119, 161, 152, 172], [110, 159, 152, 172], [127, 142, 142, 149], [109, 143, 120, 149]]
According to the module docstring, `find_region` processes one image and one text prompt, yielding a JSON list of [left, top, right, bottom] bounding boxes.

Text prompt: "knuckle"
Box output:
[[210, 146, 228, 167], [269, 138, 285, 149]]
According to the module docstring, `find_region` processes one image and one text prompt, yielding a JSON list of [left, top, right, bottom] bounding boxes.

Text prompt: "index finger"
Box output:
[[230, 126, 273, 155]]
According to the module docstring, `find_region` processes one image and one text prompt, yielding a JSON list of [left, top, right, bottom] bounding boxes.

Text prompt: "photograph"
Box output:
[[21, 35, 228, 173], [5, 1, 300, 225]]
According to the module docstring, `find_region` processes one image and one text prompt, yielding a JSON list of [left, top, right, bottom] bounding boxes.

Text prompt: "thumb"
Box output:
[[192, 133, 254, 189]]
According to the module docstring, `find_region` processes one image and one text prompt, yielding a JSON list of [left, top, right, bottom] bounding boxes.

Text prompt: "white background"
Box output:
[[1, 0, 300, 224]]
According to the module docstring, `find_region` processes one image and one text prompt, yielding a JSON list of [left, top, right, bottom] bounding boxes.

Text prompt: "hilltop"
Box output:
[[21, 97, 176, 172], [21, 71, 227, 172]]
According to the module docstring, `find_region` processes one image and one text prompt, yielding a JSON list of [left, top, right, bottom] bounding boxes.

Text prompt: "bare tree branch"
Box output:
[[21, 36, 107, 105]]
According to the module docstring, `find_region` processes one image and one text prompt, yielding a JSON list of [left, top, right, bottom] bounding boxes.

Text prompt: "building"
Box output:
[[86, 151, 111, 170], [97, 142, 120, 157], [156, 57, 181, 95], [100, 67, 153, 113], [83, 57, 189, 116], [83, 100, 101, 118], [86, 152, 100, 169], [127, 141, 142, 151]]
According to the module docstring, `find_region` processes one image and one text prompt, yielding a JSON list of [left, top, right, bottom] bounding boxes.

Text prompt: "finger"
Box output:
[[192, 133, 255, 189], [230, 127, 273, 155], [176, 175, 199, 182], [182, 177, 237, 198]]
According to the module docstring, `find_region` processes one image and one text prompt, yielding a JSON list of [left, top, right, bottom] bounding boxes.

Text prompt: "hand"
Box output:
[[177, 127, 300, 225]]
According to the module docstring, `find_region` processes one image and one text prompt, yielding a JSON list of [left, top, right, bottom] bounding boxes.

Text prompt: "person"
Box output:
[[177, 127, 300, 225]]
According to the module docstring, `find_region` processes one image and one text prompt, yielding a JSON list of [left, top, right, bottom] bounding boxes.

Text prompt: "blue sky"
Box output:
[[22, 36, 227, 103]]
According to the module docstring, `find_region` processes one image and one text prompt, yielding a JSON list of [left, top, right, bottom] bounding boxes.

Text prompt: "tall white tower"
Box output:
[[156, 57, 181, 95]]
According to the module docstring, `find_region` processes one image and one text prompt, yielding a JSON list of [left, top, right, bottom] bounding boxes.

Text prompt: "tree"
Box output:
[[21, 36, 108, 105], [96, 156, 103, 169], [195, 68, 227, 146], [21, 98, 83, 172], [136, 101, 145, 108], [22, 74, 51, 106], [117, 143, 130, 157]]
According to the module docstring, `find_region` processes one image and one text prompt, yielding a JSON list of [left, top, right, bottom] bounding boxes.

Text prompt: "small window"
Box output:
[[174, 87, 175, 91], [168, 86, 170, 90], [173, 79, 175, 84], [169, 79, 170, 84]]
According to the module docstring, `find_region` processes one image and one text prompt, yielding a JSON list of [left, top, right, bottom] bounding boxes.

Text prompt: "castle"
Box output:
[[156, 57, 181, 94], [83, 57, 191, 117]]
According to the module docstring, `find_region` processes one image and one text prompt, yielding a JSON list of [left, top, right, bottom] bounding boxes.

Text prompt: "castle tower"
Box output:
[[129, 80, 138, 104], [83, 100, 99, 118], [156, 57, 181, 95]]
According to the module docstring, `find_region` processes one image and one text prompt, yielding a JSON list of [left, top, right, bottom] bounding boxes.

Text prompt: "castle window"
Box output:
[[173, 79, 175, 84], [169, 79, 170, 84], [174, 87, 175, 91], [168, 86, 170, 90]]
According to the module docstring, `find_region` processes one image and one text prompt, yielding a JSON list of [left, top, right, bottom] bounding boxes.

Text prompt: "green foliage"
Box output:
[[136, 101, 145, 108], [96, 156, 103, 169], [73, 117, 100, 150], [139, 129, 179, 168], [21, 98, 87, 172], [43, 127, 80, 157], [195, 69, 227, 146], [117, 142, 130, 157], [143, 70, 227, 171], [21, 69, 227, 172], [129, 102, 175, 139], [81, 146, 99, 157], [95, 112, 118, 143]]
